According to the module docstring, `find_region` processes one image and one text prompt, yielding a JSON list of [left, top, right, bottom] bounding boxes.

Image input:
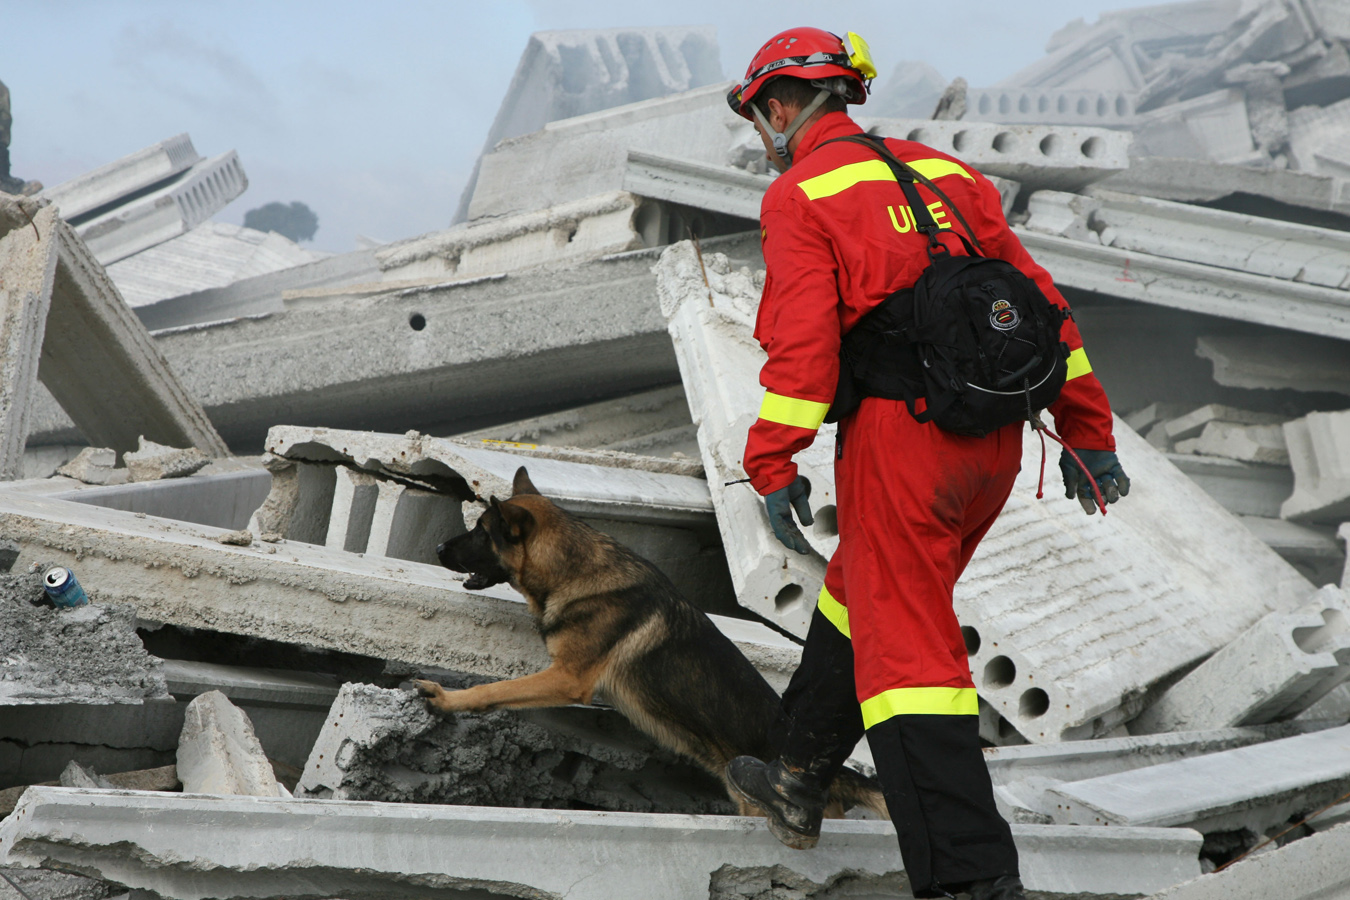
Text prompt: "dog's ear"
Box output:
[[494, 498, 534, 544], [512, 466, 540, 496]]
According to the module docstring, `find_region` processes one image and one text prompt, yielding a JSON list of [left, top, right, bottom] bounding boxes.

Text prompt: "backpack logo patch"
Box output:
[[989, 299, 1020, 332]]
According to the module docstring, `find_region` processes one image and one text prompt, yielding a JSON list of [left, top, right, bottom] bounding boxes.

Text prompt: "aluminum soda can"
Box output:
[[43, 566, 89, 608]]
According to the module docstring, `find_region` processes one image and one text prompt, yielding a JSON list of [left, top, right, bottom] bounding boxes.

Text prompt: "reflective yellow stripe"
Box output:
[[758, 392, 829, 431], [798, 157, 975, 201], [816, 586, 850, 639], [1066, 347, 1092, 381], [860, 687, 979, 728]]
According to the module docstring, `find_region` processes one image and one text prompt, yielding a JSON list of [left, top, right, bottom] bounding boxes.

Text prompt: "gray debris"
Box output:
[[295, 682, 731, 814], [0, 572, 167, 705], [176, 690, 282, 797], [54, 447, 125, 486], [124, 436, 209, 482]]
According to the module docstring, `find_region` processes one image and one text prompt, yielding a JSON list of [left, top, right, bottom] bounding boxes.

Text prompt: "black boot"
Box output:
[[966, 875, 1026, 900], [726, 756, 827, 850]]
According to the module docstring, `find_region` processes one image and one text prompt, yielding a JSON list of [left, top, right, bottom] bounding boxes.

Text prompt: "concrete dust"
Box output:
[[0, 572, 167, 704]]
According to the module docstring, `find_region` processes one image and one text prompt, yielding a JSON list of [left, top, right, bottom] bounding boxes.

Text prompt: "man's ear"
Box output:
[[495, 498, 535, 544], [512, 466, 541, 496]]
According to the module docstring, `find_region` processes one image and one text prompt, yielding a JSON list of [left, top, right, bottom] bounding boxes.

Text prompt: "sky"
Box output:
[[5, 1, 1133, 253]]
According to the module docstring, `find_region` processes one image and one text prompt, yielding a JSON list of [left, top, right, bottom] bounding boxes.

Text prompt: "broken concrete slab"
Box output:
[[1142, 822, 1350, 900], [381, 192, 647, 282], [623, 150, 770, 222], [0, 490, 800, 695], [657, 240, 1318, 741], [1239, 516, 1346, 587], [656, 243, 826, 636], [26, 235, 763, 452], [458, 384, 698, 459], [1175, 421, 1290, 466], [967, 86, 1138, 127], [0, 763, 178, 816], [176, 691, 281, 797], [0, 203, 58, 480], [265, 425, 712, 530], [1196, 333, 1350, 397], [1163, 404, 1290, 441], [1132, 586, 1350, 733], [0, 571, 167, 705], [1131, 89, 1259, 164], [124, 436, 208, 482], [49, 463, 272, 532], [1282, 410, 1350, 523], [1167, 454, 1294, 519], [862, 118, 1132, 193], [454, 26, 723, 223], [38, 134, 200, 222], [295, 682, 732, 814], [0, 199, 228, 460], [1098, 156, 1350, 221], [105, 221, 322, 309], [1049, 723, 1350, 832], [54, 448, 125, 486], [73, 151, 248, 267], [0, 787, 1205, 899]]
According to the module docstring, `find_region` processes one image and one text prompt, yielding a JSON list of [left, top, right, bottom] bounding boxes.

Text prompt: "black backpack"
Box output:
[[823, 135, 1069, 436]]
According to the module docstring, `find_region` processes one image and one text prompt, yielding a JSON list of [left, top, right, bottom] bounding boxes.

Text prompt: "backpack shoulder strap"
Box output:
[[822, 134, 987, 257]]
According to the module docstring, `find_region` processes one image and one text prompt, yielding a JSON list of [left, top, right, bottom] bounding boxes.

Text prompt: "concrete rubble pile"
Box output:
[[3, 12, 1350, 900]]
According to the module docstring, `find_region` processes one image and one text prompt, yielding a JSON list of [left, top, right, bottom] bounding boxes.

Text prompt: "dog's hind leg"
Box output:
[[414, 665, 597, 713]]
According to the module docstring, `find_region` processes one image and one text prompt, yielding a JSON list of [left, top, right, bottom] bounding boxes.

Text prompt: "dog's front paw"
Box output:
[[413, 678, 445, 700]]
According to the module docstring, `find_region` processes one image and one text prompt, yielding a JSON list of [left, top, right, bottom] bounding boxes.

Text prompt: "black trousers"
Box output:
[[771, 608, 1019, 898]]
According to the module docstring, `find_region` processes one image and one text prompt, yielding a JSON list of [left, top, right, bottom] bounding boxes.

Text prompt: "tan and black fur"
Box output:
[[415, 466, 886, 818]]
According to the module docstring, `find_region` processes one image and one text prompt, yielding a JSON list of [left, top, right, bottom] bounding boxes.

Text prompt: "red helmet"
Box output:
[[727, 28, 875, 120]]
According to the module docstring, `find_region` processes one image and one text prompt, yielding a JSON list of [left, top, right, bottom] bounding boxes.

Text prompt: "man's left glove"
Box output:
[[1060, 449, 1130, 516], [765, 476, 813, 554]]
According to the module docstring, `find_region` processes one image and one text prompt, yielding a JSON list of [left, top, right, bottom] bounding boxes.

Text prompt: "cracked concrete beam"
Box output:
[[0, 787, 1203, 899], [38, 134, 200, 223], [0, 204, 58, 479]]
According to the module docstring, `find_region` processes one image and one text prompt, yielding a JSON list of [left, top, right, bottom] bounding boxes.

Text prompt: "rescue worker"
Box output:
[[722, 29, 1129, 900]]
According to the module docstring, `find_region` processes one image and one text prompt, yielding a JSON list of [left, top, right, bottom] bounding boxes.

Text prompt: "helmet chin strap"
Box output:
[[750, 88, 833, 164]]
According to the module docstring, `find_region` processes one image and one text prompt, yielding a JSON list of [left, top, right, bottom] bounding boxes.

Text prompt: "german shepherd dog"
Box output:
[[414, 467, 886, 819]]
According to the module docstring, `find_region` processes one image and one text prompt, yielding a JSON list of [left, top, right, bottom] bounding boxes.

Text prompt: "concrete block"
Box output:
[[457, 384, 698, 459], [1196, 334, 1350, 397], [655, 243, 826, 636], [0, 573, 167, 706], [1123, 402, 1192, 435], [0, 489, 800, 696], [1175, 421, 1290, 466], [38, 134, 199, 222], [54, 447, 125, 486], [862, 117, 1132, 192], [323, 465, 378, 552], [26, 234, 765, 452], [1142, 821, 1350, 900], [1239, 516, 1345, 587], [123, 436, 209, 482], [265, 425, 713, 530], [176, 690, 281, 797], [1022, 190, 1102, 242], [106, 221, 322, 309], [58, 761, 111, 789], [1283, 410, 1350, 523], [295, 682, 732, 813], [657, 239, 1318, 741], [381, 192, 647, 282], [454, 26, 722, 222], [1166, 454, 1294, 519], [1288, 97, 1350, 179], [0, 787, 1205, 899], [623, 150, 770, 222], [1164, 405, 1288, 441], [55, 464, 272, 531], [1049, 723, 1350, 832], [1132, 89, 1258, 164], [133, 247, 378, 332], [73, 151, 248, 266], [0, 203, 58, 479], [1133, 586, 1350, 733], [968, 87, 1138, 126]]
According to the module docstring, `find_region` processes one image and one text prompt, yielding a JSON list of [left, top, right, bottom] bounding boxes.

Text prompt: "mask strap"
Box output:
[[751, 88, 832, 163]]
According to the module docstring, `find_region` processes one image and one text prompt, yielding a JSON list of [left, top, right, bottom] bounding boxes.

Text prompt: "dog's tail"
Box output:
[[827, 766, 889, 819]]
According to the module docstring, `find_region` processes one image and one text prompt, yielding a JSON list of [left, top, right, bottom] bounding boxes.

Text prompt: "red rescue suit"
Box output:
[[745, 111, 1114, 714]]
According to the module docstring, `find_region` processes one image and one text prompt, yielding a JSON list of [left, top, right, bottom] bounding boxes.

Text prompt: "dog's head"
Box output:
[[437, 467, 543, 590]]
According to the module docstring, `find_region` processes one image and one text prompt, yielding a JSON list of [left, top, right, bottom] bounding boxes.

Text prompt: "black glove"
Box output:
[[1059, 449, 1130, 516], [765, 476, 813, 554]]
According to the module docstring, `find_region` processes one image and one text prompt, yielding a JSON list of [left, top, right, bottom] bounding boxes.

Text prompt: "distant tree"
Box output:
[[244, 201, 319, 242]]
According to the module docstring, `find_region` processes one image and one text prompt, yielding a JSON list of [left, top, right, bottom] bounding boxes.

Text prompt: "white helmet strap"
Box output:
[[751, 88, 833, 163]]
